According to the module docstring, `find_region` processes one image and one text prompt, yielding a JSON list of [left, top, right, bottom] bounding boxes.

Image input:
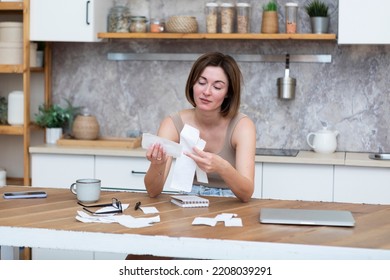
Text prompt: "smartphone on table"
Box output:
[[3, 191, 47, 199]]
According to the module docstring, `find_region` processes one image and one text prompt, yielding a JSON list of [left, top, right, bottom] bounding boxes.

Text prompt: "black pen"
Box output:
[[134, 201, 141, 210]]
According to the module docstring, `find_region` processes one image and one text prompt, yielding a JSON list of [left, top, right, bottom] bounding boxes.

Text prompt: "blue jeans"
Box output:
[[186, 185, 235, 197]]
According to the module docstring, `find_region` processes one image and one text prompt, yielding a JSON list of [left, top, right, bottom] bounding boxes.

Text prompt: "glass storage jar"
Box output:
[[150, 18, 165, 33], [236, 2, 251, 33], [285, 2, 298, 33], [107, 5, 130, 32], [220, 2, 235, 33], [205, 2, 219, 33], [129, 16, 148, 33]]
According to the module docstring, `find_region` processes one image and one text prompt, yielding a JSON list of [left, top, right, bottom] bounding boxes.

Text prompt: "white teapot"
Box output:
[[306, 128, 339, 154]]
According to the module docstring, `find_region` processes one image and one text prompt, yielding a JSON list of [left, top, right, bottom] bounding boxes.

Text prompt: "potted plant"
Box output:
[[0, 96, 7, 125], [34, 99, 81, 144], [261, 0, 279, 34], [304, 0, 330, 34]]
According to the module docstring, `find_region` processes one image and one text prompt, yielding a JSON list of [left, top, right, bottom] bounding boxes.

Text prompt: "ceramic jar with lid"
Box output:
[[72, 110, 100, 140], [107, 5, 131, 32], [7, 90, 24, 126]]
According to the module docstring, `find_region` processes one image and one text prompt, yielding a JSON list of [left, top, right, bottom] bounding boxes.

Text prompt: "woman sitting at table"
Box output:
[[144, 52, 256, 203]]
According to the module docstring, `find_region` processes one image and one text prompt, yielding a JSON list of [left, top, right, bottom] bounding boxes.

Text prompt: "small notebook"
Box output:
[[171, 195, 209, 208]]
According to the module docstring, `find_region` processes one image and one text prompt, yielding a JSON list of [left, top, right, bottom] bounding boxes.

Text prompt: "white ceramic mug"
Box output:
[[70, 179, 101, 203]]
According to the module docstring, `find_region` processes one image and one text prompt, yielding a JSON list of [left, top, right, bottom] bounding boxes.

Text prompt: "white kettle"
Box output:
[[306, 128, 339, 154]]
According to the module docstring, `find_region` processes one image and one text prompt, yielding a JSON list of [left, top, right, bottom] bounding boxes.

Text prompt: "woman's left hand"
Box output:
[[184, 147, 222, 173]]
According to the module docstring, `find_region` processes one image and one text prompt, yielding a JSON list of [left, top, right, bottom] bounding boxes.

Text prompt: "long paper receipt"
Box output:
[[142, 133, 183, 158], [169, 124, 208, 192]]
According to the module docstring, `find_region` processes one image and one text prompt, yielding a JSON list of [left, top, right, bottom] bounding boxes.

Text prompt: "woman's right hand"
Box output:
[[146, 143, 167, 165]]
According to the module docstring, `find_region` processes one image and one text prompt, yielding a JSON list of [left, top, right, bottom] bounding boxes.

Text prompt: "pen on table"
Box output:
[[134, 201, 141, 211]]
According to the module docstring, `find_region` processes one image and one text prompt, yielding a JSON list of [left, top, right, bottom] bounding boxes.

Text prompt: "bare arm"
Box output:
[[144, 117, 179, 197], [185, 117, 256, 202]]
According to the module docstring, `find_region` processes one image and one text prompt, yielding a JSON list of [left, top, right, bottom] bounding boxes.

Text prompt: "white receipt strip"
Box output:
[[141, 133, 183, 158]]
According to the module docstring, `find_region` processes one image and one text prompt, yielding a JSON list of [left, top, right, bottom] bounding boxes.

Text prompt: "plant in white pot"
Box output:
[[304, 0, 329, 34], [34, 100, 81, 144]]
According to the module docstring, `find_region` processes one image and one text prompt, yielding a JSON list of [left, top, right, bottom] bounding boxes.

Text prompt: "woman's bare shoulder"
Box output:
[[158, 116, 179, 142], [232, 115, 256, 144]]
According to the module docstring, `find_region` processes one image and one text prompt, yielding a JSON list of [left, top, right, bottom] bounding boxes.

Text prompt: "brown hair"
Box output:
[[185, 52, 242, 118]]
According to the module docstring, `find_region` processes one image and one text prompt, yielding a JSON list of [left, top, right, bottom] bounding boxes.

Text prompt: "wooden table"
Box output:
[[1, 186, 390, 259]]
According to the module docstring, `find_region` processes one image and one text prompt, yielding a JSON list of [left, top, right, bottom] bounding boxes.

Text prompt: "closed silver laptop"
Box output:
[[260, 208, 355, 227]]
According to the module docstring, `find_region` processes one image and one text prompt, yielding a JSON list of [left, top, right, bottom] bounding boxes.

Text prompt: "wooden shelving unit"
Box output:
[[0, 0, 51, 186], [98, 32, 337, 40]]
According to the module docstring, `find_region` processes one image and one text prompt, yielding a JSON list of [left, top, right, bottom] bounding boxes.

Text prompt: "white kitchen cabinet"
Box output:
[[31, 153, 95, 188], [334, 166, 390, 205], [30, 0, 111, 42], [262, 163, 333, 202], [95, 156, 149, 190], [95, 155, 177, 193], [338, 0, 390, 44]]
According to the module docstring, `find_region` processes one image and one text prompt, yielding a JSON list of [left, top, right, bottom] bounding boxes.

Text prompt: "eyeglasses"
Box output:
[[78, 198, 123, 215]]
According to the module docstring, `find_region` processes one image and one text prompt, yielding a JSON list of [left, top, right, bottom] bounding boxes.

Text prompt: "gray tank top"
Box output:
[[170, 112, 247, 188]]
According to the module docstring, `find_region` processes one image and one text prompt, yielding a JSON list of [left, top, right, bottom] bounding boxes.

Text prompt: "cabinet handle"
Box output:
[[131, 170, 147, 175], [86, 1, 91, 25]]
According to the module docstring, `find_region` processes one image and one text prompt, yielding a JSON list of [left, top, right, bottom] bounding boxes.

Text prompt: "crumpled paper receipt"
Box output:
[[142, 124, 208, 192], [75, 205, 160, 228], [192, 213, 242, 227]]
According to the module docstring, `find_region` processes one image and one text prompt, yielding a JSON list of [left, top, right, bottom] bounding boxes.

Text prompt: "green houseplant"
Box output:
[[0, 96, 7, 125], [35, 103, 71, 129], [263, 0, 277, 12], [305, 0, 330, 34], [34, 99, 82, 143], [261, 0, 279, 34]]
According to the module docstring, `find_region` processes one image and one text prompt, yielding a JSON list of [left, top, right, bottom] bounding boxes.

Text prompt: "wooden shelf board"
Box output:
[[98, 32, 337, 40], [0, 125, 24, 135], [30, 67, 45, 72], [57, 137, 142, 149], [0, 2, 23, 11], [0, 65, 24, 73], [6, 177, 25, 186]]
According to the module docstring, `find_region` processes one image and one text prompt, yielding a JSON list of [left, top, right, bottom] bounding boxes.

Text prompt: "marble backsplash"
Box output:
[[50, 0, 390, 153]]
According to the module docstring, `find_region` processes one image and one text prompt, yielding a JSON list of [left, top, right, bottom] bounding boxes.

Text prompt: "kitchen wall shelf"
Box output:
[[98, 32, 337, 41]]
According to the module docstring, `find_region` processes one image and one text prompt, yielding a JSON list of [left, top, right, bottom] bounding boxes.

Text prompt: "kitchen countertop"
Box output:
[[29, 145, 390, 168]]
